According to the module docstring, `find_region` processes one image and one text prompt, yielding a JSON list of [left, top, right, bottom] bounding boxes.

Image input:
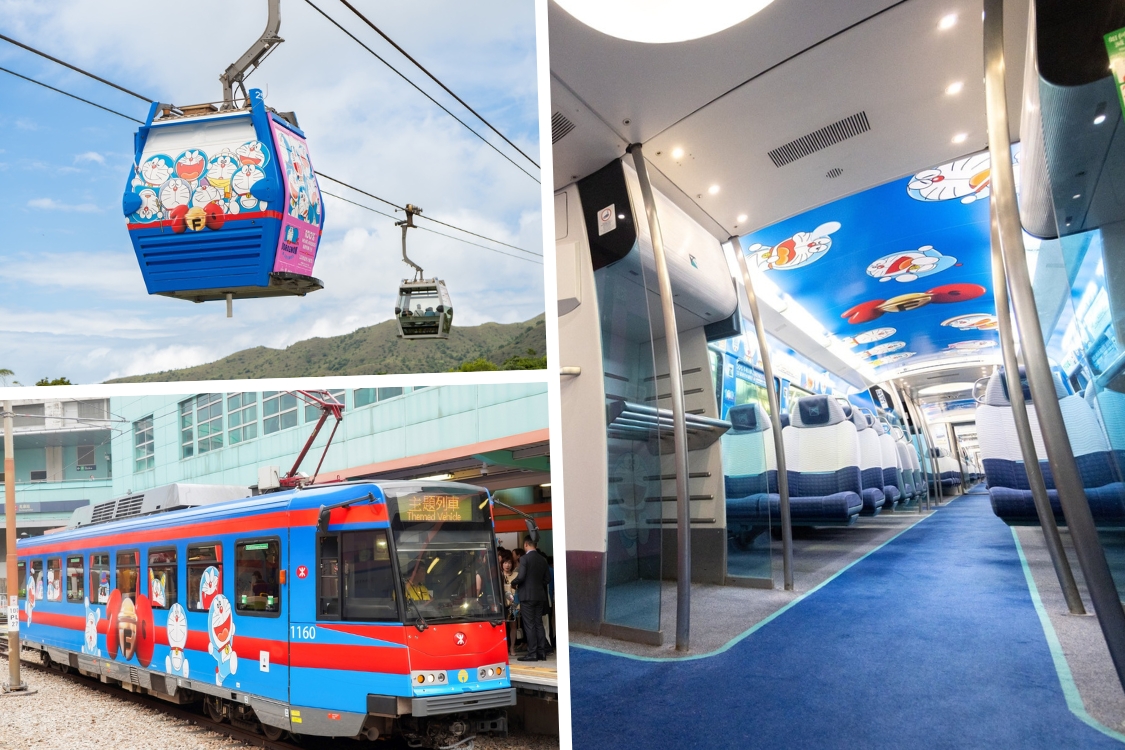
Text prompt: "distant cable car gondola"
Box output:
[[394, 204, 453, 339], [122, 0, 324, 317]]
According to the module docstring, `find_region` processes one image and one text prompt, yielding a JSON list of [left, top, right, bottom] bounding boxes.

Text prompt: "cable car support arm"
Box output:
[[220, 0, 284, 109], [397, 204, 426, 281]]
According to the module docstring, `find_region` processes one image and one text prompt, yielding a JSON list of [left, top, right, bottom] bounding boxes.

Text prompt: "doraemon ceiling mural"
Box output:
[[740, 148, 1011, 370]]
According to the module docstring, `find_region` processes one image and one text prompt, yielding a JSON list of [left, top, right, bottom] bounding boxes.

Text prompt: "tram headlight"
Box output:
[[475, 662, 507, 681]]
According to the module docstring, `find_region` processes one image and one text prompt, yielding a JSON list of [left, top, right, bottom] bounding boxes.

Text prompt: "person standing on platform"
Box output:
[[512, 535, 550, 662]]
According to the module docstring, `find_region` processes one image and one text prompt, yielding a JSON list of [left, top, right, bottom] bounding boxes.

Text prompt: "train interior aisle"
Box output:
[[551, 0, 1125, 744]]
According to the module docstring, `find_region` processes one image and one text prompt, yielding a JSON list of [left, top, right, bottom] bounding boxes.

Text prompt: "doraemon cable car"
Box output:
[[394, 204, 453, 339], [122, 0, 324, 316]]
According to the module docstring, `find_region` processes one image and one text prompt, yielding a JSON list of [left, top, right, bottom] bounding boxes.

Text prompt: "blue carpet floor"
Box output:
[[571, 491, 1122, 749]]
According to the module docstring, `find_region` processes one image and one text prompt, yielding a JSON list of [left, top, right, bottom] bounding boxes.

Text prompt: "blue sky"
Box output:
[[0, 0, 543, 384]]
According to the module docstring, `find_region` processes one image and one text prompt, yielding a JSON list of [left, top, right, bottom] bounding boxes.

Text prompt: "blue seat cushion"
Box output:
[[860, 488, 885, 515], [989, 483, 1125, 526], [727, 491, 862, 525]]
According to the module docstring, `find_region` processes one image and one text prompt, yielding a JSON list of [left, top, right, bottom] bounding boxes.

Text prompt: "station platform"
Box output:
[[509, 651, 557, 693]]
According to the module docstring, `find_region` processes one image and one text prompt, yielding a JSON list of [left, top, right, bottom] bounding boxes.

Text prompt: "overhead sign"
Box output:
[[1106, 27, 1125, 119]]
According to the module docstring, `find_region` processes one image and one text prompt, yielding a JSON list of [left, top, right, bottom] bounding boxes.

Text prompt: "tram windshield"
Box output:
[[385, 485, 503, 623]]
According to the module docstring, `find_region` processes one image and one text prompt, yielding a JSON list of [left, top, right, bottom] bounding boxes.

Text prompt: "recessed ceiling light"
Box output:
[[708, 184, 720, 195], [671, 147, 685, 159], [939, 13, 957, 30], [736, 213, 748, 223], [554, 0, 776, 44], [946, 81, 963, 95], [1094, 114, 1107, 125], [952, 132, 967, 144], [1073, 194, 1082, 199]]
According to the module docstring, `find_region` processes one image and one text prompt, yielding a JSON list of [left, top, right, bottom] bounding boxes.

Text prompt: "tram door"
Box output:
[[230, 536, 288, 704]]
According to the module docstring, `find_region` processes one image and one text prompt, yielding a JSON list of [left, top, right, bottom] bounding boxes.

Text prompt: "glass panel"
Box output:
[[28, 560, 42, 601], [66, 555, 84, 603], [354, 388, 376, 408], [263, 392, 298, 434], [116, 550, 139, 603], [90, 553, 110, 604], [149, 549, 178, 610], [179, 400, 194, 459], [228, 393, 258, 445], [133, 416, 154, 472], [341, 530, 398, 621], [187, 543, 222, 612], [305, 390, 345, 421], [196, 393, 223, 454], [235, 540, 281, 614], [46, 557, 62, 601], [16, 560, 26, 598], [318, 536, 341, 617]]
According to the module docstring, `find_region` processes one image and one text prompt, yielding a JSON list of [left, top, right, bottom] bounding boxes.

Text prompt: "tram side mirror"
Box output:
[[316, 506, 331, 533], [524, 519, 540, 544]]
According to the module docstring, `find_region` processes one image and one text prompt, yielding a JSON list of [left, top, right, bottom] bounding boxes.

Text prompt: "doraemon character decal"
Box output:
[[149, 568, 167, 609], [749, 222, 841, 271], [841, 283, 986, 325], [947, 340, 997, 350], [199, 565, 221, 611], [842, 327, 896, 347], [866, 246, 960, 283], [858, 341, 906, 359], [81, 597, 101, 656], [126, 140, 272, 229], [104, 590, 155, 668], [165, 603, 190, 678], [274, 128, 322, 227], [97, 570, 111, 604], [941, 313, 998, 331], [24, 572, 39, 626], [46, 568, 61, 601], [907, 152, 991, 204], [207, 594, 238, 686], [870, 352, 916, 368]]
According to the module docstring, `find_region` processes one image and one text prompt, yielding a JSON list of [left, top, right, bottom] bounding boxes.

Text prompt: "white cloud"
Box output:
[[74, 151, 105, 165], [105, 345, 216, 380], [27, 197, 102, 212]]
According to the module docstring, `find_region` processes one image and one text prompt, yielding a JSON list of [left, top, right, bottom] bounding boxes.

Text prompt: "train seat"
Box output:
[[780, 396, 864, 526], [931, 448, 962, 491], [722, 403, 776, 526], [843, 403, 886, 515], [871, 415, 903, 506], [892, 426, 918, 500], [977, 368, 1125, 526]]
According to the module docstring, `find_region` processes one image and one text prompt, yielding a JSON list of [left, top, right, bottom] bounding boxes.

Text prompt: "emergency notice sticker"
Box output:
[[597, 204, 617, 236]]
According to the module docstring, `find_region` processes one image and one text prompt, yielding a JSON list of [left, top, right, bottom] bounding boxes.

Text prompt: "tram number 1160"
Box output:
[[291, 625, 318, 640]]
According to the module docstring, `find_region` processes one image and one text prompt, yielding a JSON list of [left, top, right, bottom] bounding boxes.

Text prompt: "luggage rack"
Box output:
[[606, 399, 730, 451]]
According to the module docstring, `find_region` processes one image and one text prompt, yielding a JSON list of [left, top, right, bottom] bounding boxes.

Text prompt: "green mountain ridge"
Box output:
[[107, 314, 547, 383]]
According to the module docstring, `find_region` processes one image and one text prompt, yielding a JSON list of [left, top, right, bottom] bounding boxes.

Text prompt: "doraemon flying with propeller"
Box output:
[[81, 597, 101, 656], [166, 603, 190, 678], [206, 594, 238, 686]]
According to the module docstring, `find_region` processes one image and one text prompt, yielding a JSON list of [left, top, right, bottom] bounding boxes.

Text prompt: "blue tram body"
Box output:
[[123, 88, 325, 303], [15, 481, 514, 744]]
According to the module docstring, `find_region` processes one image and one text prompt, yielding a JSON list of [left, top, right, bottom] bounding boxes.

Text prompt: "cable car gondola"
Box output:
[[121, 0, 324, 316], [394, 204, 453, 339]]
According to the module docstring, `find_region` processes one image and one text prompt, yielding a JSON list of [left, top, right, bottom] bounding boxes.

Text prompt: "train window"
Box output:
[[318, 535, 341, 617], [234, 539, 281, 616], [66, 555, 85, 603], [187, 543, 222, 612], [116, 550, 139, 603], [28, 559, 42, 601], [148, 549, 178, 610], [16, 560, 26, 598], [341, 530, 398, 622], [46, 558, 62, 601], [90, 553, 110, 604]]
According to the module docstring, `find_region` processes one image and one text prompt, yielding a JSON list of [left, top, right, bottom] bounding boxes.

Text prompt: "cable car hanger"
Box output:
[[395, 204, 454, 340], [123, 0, 325, 318]]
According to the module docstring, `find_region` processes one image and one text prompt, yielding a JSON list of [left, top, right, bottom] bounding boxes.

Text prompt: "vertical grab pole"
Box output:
[[988, 202, 1086, 615], [731, 238, 794, 591], [984, 0, 1125, 686], [885, 382, 925, 511], [627, 144, 692, 650], [897, 386, 934, 512]]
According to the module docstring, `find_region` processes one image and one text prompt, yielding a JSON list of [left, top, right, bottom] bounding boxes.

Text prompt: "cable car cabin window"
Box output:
[[116, 550, 139, 603], [187, 543, 222, 612], [386, 486, 504, 623], [341, 530, 398, 622], [27, 559, 43, 603], [45, 558, 62, 601], [148, 549, 177, 610], [66, 555, 85, 603], [90, 553, 110, 604], [262, 392, 298, 434], [16, 560, 25, 598], [318, 535, 341, 617], [234, 539, 281, 616]]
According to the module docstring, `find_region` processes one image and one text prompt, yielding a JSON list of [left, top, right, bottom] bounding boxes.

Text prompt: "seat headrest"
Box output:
[[728, 402, 768, 434], [864, 413, 877, 430], [791, 395, 846, 428], [841, 402, 853, 418], [850, 408, 868, 431], [892, 426, 904, 441], [778, 413, 790, 429], [930, 447, 947, 458], [989, 366, 1069, 406]]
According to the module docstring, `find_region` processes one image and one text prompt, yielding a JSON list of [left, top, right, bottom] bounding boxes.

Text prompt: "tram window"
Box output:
[[187, 543, 222, 612], [341, 530, 398, 622], [148, 548, 178, 610], [45, 557, 62, 601], [66, 555, 85, 603], [116, 550, 139, 603], [16, 561, 25, 598], [234, 539, 281, 616], [318, 535, 341, 617], [263, 392, 298, 434], [735, 379, 770, 415], [28, 559, 42, 601], [90, 553, 110, 604]]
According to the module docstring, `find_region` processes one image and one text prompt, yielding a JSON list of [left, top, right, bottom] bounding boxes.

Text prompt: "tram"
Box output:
[[15, 481, 516, 748], [122, 0, 325, 311], [551, 0, 1125, 747]]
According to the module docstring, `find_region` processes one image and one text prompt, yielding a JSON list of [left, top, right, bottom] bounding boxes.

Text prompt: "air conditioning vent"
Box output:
[[90, 501, 116, 524], [826, 167, 843, 179], [768, 112, 870, 168], [551, 111, 576, 144], [114, 494, 144, 519]]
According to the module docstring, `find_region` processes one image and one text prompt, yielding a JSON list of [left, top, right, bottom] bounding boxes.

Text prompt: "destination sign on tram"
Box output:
[[403, 494, 475, 522]]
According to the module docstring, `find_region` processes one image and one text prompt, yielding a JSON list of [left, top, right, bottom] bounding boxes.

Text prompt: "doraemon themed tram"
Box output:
[[123, 0, 325, 312], [14, 481, 520, 747], [552, 0, 1125, 746]]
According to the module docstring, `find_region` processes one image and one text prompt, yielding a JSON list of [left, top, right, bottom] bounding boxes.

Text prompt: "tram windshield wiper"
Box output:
[[401, 576, 429, 631]]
